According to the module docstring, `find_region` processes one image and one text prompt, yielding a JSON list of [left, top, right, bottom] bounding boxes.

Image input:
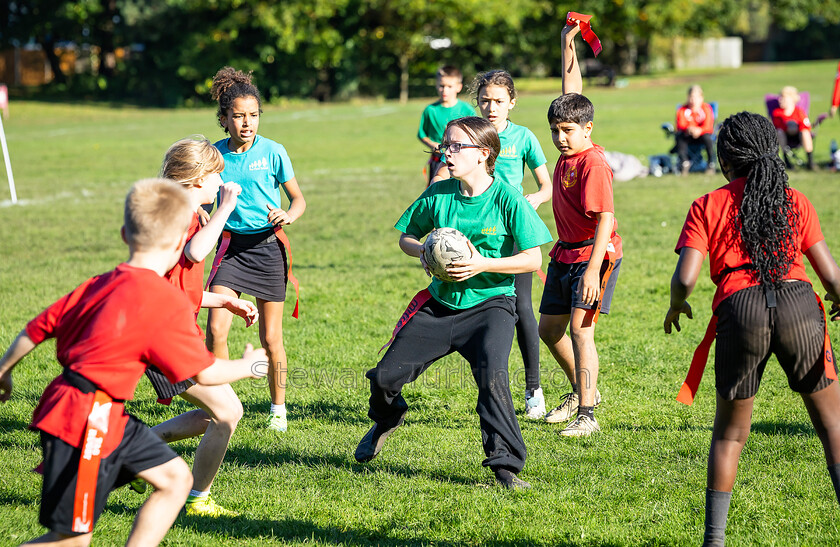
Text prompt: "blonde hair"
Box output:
[[780, 86, 799, 98], [160, 136, 224, 187], [124, 178, 193, 251]]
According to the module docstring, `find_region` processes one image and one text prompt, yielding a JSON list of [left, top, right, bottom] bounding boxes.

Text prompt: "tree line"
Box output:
[[2, 0, 839, 105]]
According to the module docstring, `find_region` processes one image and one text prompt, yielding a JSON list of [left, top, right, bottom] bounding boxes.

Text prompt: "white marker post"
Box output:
[[0, 84, 15, 203]]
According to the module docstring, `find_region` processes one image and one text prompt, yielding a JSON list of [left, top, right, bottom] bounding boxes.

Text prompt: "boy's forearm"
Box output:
[[0, 331, 36, 376], [561, 31, 582, 95], [184, 210, 230, 263], [419, 136, 437, 150], [200, 291, 232, 309], [584, 213, 614, 274], [194, 358, 259, 386]]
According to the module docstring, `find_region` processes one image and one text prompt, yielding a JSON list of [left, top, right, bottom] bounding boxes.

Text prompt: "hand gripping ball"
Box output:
[[422, 228, 472, 282]]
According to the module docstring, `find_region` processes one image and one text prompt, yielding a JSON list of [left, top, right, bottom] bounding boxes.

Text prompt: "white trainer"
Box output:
[[525, 387, 546, 420]]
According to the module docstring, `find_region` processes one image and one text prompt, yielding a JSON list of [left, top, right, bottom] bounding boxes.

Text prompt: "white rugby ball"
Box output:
[[423, 228, 472, 282]]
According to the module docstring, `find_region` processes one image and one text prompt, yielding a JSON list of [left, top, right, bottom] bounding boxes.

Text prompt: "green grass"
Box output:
[[3, 60, 840, 545]]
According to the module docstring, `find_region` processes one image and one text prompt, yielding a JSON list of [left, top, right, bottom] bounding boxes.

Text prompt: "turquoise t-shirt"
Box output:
[[396, 178, 552, 310], [213, 135, 295, 234], [417, 100, 476, 143], [494, 121, 547, 193]]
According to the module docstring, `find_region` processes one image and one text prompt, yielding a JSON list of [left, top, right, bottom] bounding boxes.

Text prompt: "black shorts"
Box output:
[[539, 258, 621, 316], [714, 281, 836, 400], [210, 229, 288, 302], [39, 416, 179, 535], [145, 366, 194, 400]]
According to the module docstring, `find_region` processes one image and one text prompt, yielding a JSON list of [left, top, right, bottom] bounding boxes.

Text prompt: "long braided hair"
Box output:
[[718, 112, 799, 287]]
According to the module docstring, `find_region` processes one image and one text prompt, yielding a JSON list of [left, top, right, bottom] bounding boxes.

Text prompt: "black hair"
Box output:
[[210, 67, 263, 133], [717, 111, 799, 287], [547, 93, 594, 126]]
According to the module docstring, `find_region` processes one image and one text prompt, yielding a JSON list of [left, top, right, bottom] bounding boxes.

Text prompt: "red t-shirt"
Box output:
[[676, 103, 715, 135], [772, 106, 812, 132], [675, 177, 824, 311], [26, 263, 216, 457], [164, 213, 204, 330], [550, 144, 623, 263]]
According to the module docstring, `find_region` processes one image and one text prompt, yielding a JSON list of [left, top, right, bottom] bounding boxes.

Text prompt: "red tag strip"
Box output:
[[379, 289, 432, 354], [832, 61, 840, 109], [581, 250, 616, 328], [676, 315, 718, 405], [815, 293, 838, 380], [274, 226, 300, 319], [204, 231, 231, 291], [567, 12, 602, 57], [537, 268, 547, 285], [72, 390, 113, 533]]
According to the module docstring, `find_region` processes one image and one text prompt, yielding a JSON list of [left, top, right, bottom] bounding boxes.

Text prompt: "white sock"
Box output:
[[188, 489, 209, 500], [270, 403, 286, 416]]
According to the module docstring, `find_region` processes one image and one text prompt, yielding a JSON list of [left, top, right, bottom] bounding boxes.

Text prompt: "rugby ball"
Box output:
[[423, 228, 472, 282]]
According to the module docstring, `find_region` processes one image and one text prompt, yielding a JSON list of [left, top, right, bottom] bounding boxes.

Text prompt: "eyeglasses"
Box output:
[[437, 142, 483, 154]]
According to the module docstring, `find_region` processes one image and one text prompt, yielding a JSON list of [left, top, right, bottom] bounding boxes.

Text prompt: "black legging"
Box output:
[[676, 132, 715, 165], [514, 272, 541, 391]]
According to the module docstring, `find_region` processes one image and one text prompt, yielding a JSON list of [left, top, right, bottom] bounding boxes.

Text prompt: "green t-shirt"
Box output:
[[494, 121, 547, 194], [395, 178, 552, 310], [417, 100, 476, 143]]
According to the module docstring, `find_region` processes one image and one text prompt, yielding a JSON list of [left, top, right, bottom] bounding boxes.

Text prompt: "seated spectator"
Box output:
[[772, 86, 816, 171], [676, 85, 716, 175]]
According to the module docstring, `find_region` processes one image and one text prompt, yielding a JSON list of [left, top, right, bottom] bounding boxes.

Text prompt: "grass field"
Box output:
[[2, 60, 840, 546]]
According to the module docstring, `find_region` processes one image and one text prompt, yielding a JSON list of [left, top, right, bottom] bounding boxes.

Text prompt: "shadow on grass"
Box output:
[[223, 440, 480, 487], [173, 514, 623, 546], [751, 420, 815, 436]]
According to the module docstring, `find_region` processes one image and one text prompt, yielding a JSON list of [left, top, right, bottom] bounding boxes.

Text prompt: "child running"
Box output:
[[355, 116, 552, 489], [417, 65, 476, 185], [433, 69, 553, 420], [664, 111, 840, 546], [0, 178, 265, 547], [144, 136, 259, 517], [204, 67, 307, 432], [537, 18, 622, 436]]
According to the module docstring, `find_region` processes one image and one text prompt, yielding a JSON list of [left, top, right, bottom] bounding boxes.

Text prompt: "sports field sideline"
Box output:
[[1, 60, 840, 545]]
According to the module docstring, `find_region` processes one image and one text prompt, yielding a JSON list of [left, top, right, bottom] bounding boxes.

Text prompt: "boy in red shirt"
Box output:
[[772, 86, 816, 171], [676, 85, 716, 175], [537, 17, 622, 436], [0, 178, 266, 547]]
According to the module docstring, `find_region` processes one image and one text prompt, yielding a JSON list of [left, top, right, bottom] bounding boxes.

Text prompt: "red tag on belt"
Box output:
[[274, 226, 300, 319], [815, 293, 838, 381], [379, 289, 432, 354], [567, 12, 602, 57], [581, 249, 616, 327], [72, 389, 113, 533], [676, 315, 718, 405], [205, 231, 231, 291]]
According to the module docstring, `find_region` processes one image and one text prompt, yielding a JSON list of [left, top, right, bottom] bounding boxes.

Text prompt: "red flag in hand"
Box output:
[[567, 12, 602, 57]]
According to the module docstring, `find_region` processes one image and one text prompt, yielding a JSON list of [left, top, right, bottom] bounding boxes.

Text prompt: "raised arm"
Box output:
[[561, 21, 583, 95], [184, 182, 241, 263]]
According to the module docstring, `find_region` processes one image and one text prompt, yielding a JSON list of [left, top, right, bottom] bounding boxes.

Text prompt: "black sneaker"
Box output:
[[494, 468, 531, 490], [354, 414, 405, 463]]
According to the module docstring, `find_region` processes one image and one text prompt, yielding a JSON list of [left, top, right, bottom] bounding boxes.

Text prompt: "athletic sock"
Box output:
[[270, 403, 286, 416], [187, 490, 210, 503], [828, 463, 840, 505], [703, 488, 731, 547], [578, 405, 595, 420], [570, 383, 578, 394]]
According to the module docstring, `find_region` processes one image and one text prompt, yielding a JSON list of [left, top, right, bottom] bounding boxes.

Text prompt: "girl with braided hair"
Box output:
[[205, 67, 307, 433], [665, 111, 840, 545]]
